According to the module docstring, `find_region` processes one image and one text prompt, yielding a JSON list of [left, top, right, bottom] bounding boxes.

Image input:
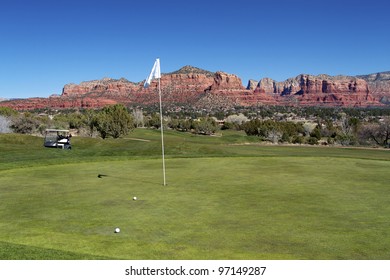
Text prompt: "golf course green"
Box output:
[[1, 129, 389, 259]]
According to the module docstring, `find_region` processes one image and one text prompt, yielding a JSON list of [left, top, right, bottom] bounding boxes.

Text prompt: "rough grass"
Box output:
[[0, 129, 389, 259]]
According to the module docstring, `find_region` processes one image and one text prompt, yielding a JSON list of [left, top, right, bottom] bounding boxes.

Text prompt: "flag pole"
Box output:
[[158, 76, 167, 186], [144, 58, 166, 186]]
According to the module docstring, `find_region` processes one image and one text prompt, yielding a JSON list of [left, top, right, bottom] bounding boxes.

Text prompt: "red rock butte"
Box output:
[[1, 66, 390, 110]]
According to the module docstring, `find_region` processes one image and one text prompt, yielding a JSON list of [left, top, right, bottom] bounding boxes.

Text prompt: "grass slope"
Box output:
[[0, 129, 389, 259]]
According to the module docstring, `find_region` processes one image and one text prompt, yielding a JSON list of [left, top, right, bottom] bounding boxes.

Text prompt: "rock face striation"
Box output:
[[58, 66, 246, 108], [357, 71, 390, 104], [256, 74, 369, 95], [252, 74, 373, 107], [62, 78, 138, 96], [1, 66, 389, 110], [357, 71, 390, 94]]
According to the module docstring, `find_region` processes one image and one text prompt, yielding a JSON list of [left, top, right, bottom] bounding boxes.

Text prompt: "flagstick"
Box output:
[[158, 77, 167, 186]]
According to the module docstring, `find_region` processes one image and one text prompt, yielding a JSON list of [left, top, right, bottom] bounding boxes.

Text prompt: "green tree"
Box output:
[[0, 107, 18, 117], [242, 119, 262, 136], [83, 109, 98, 137], [10, 112, 40, 134], [310, 125, 322, 140], [307, 137, 319, 145], [68, 112, 85, 129], [221, 121, 234, 130], [95, 104, 134, 139], [193, 117, 218, 135], [177, 119, 193, 132], [146, 113, 162, 129], [243, 119, 303, 143]]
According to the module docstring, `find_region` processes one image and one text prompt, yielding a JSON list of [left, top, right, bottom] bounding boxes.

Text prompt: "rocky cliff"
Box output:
[[251, 74, 374, 107], [59, 66, 244, 108], [62, 78, 139, 96], [255, 74, 369, 95], [357, 71, 390, 94], [1, 67, 389, 110], [357, 71, 390, 104]]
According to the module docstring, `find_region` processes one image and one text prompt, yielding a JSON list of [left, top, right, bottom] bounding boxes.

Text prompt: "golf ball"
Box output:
[[133, 197, 137, 201], [114, 227, 120, 233]]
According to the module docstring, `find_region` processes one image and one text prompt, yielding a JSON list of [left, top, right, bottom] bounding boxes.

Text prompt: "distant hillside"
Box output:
[[1, 67, 390, 110], [167, 65, 215, 77], [357, 72, 390, 103], [357, 71, 390, 82]]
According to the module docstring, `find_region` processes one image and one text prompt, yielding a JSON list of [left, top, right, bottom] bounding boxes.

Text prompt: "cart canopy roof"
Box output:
[[45, 129, 70, 133]]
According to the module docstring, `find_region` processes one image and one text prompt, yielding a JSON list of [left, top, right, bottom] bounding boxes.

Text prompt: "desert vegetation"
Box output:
[[1, 105, 390, 147]]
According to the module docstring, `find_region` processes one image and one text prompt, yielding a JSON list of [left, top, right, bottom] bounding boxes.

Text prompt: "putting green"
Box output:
[[1, 156, 389, 259]]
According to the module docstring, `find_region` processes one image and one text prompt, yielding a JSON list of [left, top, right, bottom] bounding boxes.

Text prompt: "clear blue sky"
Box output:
[[0, 0, 389, 98]]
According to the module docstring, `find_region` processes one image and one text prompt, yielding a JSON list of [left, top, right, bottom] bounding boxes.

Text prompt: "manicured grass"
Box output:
[[0, 130, 390, 259]]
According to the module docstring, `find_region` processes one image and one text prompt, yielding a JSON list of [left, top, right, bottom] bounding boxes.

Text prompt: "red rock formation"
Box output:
[[249, 74, 373, 107], [256, 74, 369, 96], [255, 78, 276, 94], [358, 72, 390, 94], [1, 67, 388, 111], [208, 71, 246, 92], [357, 72, 390, 104], [246, 79, 258, 91], [62, 78, 140, 96]]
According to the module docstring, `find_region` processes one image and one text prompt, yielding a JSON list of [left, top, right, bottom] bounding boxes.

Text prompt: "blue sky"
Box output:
[[0, 0, 389, 98]]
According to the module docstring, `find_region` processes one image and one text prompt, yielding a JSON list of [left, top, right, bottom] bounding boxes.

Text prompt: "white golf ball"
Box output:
[[133, 197, 137, 201], [114, 227, 120, 233]]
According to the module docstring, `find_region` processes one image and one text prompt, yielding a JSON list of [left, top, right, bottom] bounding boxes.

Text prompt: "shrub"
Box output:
[[307, 137, 319, 145], [292, 135, 304, 144], [193, 117, 218, 135], [95, 104, 134, 139]]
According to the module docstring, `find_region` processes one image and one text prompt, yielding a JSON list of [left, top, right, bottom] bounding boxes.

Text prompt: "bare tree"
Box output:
[[0, 115, 12, 133], [303, 122, 316, 136], [267, 129, 282, 144], [359, 118, 390, 147], [339, 113, 352, 135], [133, 109, 144, 128], [225, 113, 249, 126]]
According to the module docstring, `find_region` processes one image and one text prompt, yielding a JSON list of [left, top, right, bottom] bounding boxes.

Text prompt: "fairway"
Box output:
[[1, 130, 390, 259]]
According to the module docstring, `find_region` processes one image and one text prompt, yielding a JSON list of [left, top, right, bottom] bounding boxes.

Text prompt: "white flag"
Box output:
[[144, 58, 161, 88]]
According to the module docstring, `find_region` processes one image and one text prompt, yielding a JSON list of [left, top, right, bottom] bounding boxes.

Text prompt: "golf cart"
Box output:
[[44, 129, 72, 149]]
